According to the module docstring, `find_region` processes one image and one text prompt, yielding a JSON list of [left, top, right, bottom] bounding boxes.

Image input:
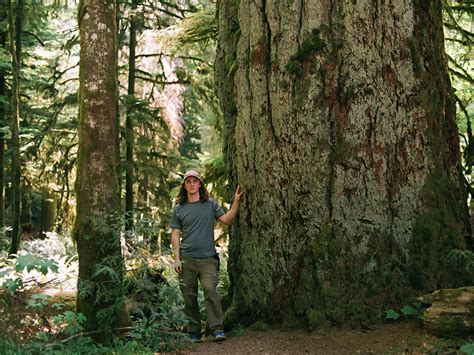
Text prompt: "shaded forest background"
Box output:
[[0, 0, 472, 353]]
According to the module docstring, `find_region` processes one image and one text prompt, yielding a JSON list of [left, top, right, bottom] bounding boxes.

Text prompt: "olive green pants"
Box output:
[[179, 255, 223, 333]]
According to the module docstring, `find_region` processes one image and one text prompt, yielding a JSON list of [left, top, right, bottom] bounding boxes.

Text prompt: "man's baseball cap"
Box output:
[[183, 170, 202, 182]]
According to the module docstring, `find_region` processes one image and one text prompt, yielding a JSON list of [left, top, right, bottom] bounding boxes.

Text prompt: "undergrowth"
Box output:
[[0, 230, 227, 353]]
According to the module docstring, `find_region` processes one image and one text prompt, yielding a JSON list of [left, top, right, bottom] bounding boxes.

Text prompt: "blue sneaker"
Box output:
[[188, 332, 202, 343], [212, 330, 226, 342]]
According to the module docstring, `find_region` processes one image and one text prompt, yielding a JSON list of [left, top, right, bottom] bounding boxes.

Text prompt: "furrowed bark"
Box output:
[[216, 0, 471, 328]]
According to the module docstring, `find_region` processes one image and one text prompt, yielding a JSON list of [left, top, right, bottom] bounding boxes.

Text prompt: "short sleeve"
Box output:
[[170, 205, 182, 229], [210, 198, 225, 219]]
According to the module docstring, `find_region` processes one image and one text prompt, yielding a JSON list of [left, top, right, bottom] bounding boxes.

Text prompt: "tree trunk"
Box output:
[[215, 0, 241, 312], [125, 0, 138, 234], [75, 0, 127, 337], [40, 187, 57, 235], [0, 9, 7, 232], [8, 0, 23, 256], [216, 0, 471, 328], [20, 182, 31, 225], [115, 0, 121, 210]]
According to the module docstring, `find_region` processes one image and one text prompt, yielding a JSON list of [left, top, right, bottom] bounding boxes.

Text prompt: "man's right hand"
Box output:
[[174, 258, 182, 273]]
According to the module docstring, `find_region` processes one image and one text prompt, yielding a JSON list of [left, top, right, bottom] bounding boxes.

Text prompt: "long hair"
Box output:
[[178, 183, 209, 205]]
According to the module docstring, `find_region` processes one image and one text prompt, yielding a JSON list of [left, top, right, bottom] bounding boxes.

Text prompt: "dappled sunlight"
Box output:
[[1, 232, 77, 294], [0, 0, 472, 353]]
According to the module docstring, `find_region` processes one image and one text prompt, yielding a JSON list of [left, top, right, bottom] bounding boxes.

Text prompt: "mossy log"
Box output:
[[421, 287, 474, 337]]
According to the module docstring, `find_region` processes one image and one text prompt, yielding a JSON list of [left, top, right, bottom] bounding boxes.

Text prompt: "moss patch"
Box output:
[[304, 225, 412, 329], [408, 169, 467, 290], [286, 28, 326, 76]]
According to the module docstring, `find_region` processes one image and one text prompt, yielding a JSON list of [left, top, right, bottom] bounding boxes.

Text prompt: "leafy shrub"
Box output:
[[123, 263, 189, 351], [0, 232, 77, 293], [385, 302, 422, 321]]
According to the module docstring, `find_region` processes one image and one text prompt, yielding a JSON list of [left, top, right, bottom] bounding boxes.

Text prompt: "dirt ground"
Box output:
[[183, 323, 469, 354], [2, 289, 471, 354]]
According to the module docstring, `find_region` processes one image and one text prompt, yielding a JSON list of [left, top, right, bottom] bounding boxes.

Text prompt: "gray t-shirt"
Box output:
[[170, 198, 224, 258]]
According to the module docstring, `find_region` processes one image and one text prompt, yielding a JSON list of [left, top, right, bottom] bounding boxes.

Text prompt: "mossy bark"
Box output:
[[215, 0, 241, 313], [124, 0, 138, 234], [20, 184, 32, 225], [7, 0, 23, 256], [40, 188, 57, 234], [0, 15, 7, 231], [75, 0, 127, 338], [216, 0, 471, 328]]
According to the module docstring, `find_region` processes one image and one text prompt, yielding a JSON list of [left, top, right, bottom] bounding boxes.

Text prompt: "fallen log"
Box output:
[[421, 286, 474, 337]]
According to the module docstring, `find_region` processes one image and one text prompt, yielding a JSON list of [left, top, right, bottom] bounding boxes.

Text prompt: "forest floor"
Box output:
[[182, 323, 471, 354], [3, 289, 472, 354]]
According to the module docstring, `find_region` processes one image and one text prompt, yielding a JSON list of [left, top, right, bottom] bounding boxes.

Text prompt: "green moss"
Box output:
[[293, 261, 319, 316], [422, 287, 474, 337], [306, 309, 329, 330], [286, 28, 326, 76], [407, 37, 423, 76], [248, 320, 269, 331], [408, 169, 466, 290], [311, 222, 335, 260], [285, 60, 302, 76], [308, 226, 413, 328], [294, 29, 326, 61], [223, 303, 241, 328]]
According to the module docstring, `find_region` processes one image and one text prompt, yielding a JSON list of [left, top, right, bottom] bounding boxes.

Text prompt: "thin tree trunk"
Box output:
[[75, 0, 127, 337], [0, 15, 7, 231], [216, 0, 471, 328], [125, 0, 138, 234], [115, 0, 122, 210], [8, 0, 23, 256], [20, 182, 31, 225]]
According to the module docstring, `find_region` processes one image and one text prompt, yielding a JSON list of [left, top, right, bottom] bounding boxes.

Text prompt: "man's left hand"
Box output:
[[234, 185, 244, 202]]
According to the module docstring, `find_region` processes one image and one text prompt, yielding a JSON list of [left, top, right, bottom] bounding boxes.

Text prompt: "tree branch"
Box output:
[[23, 30, 45, 46], [135, 75, 189, 85]]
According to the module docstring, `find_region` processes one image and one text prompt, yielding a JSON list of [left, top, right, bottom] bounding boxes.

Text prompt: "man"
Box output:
[[171, 170, 243, 343]]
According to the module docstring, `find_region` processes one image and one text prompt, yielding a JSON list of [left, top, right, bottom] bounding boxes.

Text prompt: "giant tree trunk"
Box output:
[[74, 0, 127, 336], [7, 0, 23, 256], [216, 0, 471, 328]]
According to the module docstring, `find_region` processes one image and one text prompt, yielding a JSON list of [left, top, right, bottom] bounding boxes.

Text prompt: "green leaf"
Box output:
[[15, 254, 58, 275], [76, 312, 87, 324], [401, 305, 416, 317], [64, 310, 76, 324], [53, 315, 63, 325], [460, 343, 474, 355], [52, 302, 65, 310], [2, 278, 23, 292], [26, 294, 50, 309], [35, 332, 49, 342], [385, 309, 400, 320]]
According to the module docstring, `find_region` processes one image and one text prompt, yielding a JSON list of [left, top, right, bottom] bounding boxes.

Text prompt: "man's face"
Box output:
[[184, 176, 201, 194]]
